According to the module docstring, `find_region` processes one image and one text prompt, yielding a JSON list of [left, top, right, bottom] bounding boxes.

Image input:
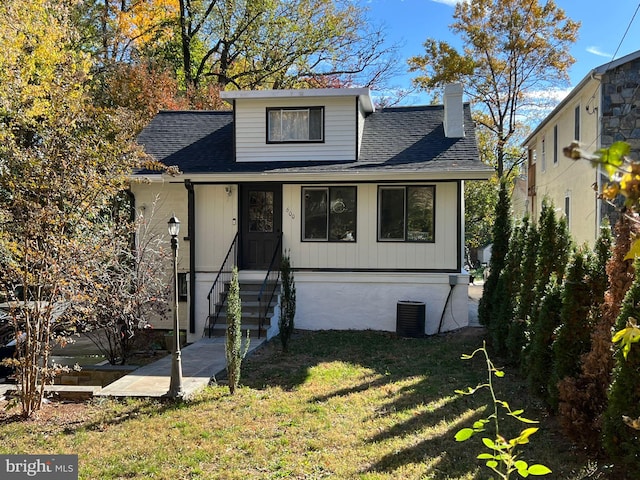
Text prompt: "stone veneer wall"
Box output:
[[601, 56, 640, 160]]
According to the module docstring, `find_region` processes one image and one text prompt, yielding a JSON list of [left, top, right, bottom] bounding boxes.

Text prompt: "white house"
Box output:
[[132, 85, 492, 342]]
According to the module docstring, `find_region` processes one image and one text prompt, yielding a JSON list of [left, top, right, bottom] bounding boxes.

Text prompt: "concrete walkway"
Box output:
[[96, 337, 265, 399]]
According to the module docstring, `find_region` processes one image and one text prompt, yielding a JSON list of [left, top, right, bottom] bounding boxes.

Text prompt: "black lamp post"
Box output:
[[167, 215, 184, 398]]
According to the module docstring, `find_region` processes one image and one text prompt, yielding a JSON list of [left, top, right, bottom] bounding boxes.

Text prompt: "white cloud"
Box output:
[[526, 88, 573, 104], [586, 46, 613, 58], [430, 0, 465, 6]]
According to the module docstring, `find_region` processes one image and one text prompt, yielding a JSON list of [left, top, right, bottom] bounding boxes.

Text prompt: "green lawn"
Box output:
[[0, 330, 608, 479]]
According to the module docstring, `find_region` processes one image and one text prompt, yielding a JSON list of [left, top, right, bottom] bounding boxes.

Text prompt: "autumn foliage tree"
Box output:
[[0, 0, 144, 417], [408, 0, 579, 178], [80, 0, 400, 111]]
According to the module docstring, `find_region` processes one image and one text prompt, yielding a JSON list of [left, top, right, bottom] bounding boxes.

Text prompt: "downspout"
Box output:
[[185, 179, 196, 334], [589, 71, 602, 236]]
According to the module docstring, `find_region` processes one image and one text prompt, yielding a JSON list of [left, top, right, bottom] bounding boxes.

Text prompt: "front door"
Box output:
[[240, 184, 282, 270]]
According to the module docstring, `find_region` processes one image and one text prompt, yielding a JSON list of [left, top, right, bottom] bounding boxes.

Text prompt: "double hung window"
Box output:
[[268, 107, 323, 143], [378, 186, 435, 242]]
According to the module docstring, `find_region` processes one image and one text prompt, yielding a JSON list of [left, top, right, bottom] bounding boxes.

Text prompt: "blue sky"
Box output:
[[363, 0, 640, 105]]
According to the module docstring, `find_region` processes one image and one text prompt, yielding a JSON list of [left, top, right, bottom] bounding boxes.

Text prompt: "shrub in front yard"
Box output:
[[225, 267, 247, 394], [279, 252, 296, 353]]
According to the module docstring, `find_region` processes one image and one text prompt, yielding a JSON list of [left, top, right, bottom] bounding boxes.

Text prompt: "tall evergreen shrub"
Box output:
[[525, 278, 563, 404], [548, 247, 594, 410], [557, 221, 618, 450], [490, 216, 528, 356], [478, 180, 511, 328], [225, 267, 246, 394], [507, 218, 539, 364], [279, 252, 296, 353], [603, 257, 640, 469], [507, 199, 571, 367]]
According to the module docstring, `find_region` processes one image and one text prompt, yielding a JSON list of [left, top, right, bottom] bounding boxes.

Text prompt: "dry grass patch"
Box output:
[[0, 329, 610, 479]]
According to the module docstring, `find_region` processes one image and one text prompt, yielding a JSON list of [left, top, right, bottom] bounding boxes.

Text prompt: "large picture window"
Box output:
[[378, 186, 435, 242], [302, 186, 356, 241], [267, 107, 323, 143]]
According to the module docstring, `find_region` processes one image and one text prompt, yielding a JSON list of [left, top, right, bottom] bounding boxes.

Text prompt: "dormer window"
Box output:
[[267, 107, 324, 143]]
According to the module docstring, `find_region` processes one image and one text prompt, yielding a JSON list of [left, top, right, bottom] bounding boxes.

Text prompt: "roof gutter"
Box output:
[[136, 168, 494, 184]]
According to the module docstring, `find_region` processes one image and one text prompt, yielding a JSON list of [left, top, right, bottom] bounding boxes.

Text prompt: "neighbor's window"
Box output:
[[574, 105, 580, 141], [302, 186, 356, 241], [378, 186, 435, 242], [553, 125, 558, 165], [267, 107, 323, 143], [178, 273, 188, 302]]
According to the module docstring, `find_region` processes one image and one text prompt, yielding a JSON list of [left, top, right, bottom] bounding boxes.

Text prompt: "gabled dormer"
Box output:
[[220, 88, 375, 163]]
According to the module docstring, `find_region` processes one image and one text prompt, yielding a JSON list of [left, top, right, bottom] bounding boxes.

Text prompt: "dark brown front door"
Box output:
[[240, 184, 282, 270]]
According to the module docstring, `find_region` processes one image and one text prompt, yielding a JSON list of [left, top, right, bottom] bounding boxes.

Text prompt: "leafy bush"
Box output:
[[279, 252, 296, 353]]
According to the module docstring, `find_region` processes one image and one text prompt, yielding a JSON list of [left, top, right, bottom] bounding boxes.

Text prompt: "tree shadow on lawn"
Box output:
[[242, 329, 595, 479], [243, 329, 490, 478]]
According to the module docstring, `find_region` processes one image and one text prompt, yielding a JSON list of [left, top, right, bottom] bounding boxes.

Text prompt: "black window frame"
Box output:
[[574, 105, 580, 141], [266, 106, 324, 144], [553, 125, 558, 165], [177, 272, 188, 302], [377, 185, 436, 243], [301, 186, 357, 242]]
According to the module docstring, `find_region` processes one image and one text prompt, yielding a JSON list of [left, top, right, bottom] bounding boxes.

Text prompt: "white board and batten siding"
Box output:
[[130, 182, 189, 331], [280, 181, 466, 334], [194, 185, 238, 272], [281, 183, 459, 270], [233, 97, 358, 162]]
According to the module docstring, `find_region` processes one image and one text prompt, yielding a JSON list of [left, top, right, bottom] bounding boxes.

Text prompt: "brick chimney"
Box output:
[[444, 83, 464, 138]]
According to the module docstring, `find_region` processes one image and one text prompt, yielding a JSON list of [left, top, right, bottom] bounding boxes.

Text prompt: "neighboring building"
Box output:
[[523, 49, 640, 246], [510, 176, 529, 219], [132, 86, 491, 342]]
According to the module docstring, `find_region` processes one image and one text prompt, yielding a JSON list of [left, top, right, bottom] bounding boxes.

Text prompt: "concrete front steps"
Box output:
[[206, 279, 279, 338]]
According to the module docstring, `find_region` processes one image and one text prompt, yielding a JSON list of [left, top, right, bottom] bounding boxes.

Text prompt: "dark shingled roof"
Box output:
[[136, 104, 486, 175]]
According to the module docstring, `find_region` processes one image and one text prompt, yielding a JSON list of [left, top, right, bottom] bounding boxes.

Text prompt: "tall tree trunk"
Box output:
[[178, 0, 195, 94]]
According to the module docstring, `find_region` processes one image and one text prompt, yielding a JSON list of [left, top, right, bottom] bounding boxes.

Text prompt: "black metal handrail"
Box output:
[[206, 233, 238, 337], [257, 233, 283, 338]]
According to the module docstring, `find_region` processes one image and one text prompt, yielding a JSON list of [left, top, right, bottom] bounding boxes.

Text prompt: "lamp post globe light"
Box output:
[[167, 215, 184, 398]]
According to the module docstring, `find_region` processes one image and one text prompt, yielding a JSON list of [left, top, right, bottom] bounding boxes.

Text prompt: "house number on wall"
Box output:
[[286, 207, 295, 220]]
